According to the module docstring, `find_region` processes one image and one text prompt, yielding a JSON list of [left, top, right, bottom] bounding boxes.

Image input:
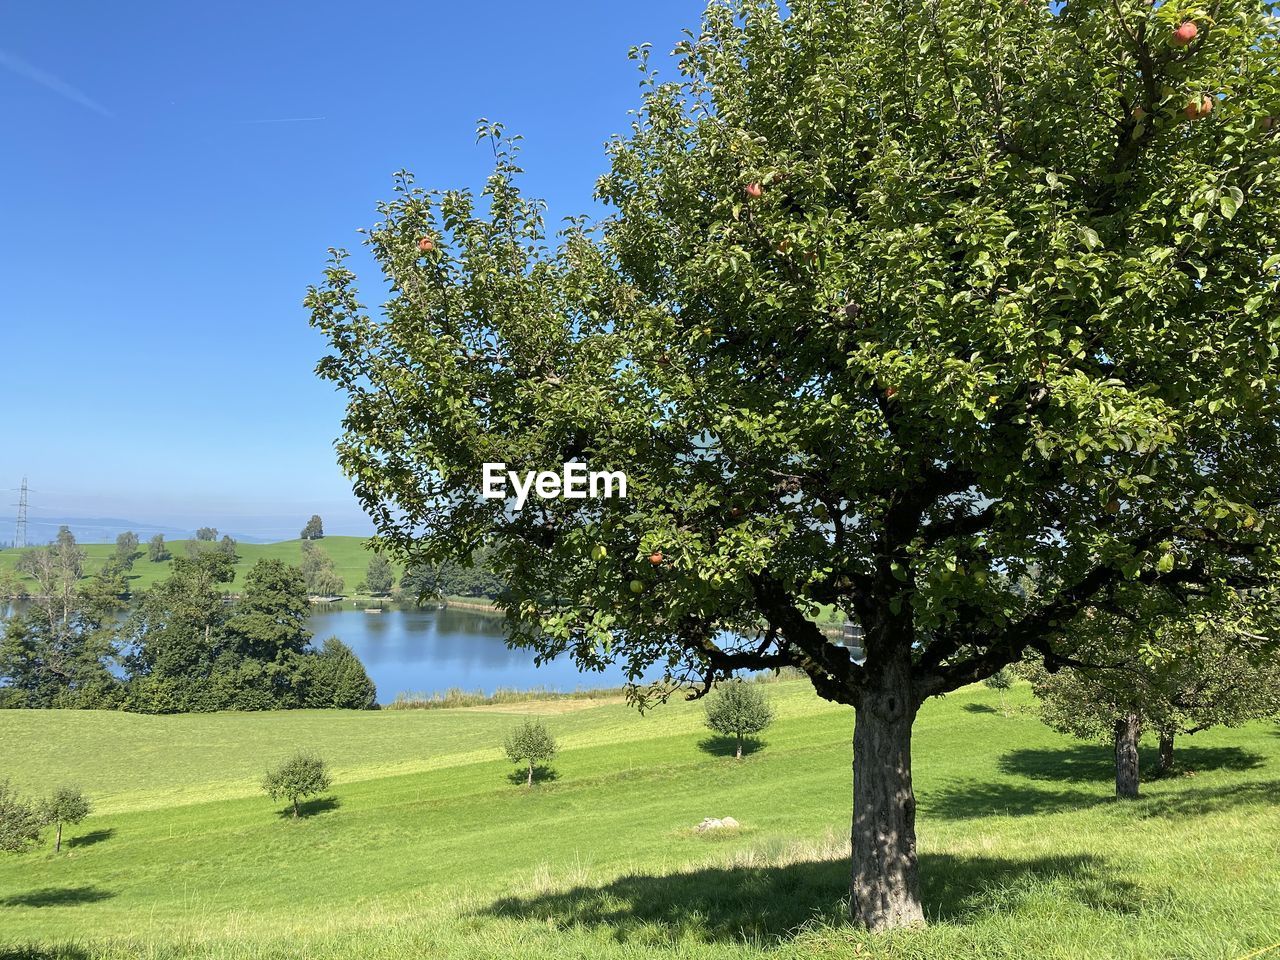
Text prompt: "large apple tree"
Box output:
[[309, 0, 1280, 931]]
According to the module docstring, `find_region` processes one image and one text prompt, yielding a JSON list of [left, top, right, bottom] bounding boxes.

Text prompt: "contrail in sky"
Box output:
[[241, 116, 327, 124], [0, 49, 113, 118]]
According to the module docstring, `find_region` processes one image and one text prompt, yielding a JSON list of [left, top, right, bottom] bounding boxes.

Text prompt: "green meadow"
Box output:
[[1, 680, 1277, 959], [0, 537, 387, 597]]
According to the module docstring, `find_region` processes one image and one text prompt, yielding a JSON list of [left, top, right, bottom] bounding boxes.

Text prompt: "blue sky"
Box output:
[[0, 1, 699, 540]]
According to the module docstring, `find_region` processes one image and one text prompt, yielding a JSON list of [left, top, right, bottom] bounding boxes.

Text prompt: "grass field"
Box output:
[[0, 536, 389, 597], [1, 681, 1277, 959]]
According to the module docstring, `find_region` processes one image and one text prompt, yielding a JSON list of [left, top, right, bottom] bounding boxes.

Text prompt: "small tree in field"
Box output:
[[301, 515, 325, 540], [705, 679, 775, 758], [504, 720, 557, 787], [983, 667, 1015, 717], [44, 786, 90, 853], [0, 781, 42, 854], [311, 0, 1280, 930], [262, 752, 333, 818]]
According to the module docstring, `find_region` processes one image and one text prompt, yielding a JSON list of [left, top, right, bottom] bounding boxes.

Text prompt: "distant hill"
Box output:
[[0, 536, 393, 596], [6, 516, 274, 549]]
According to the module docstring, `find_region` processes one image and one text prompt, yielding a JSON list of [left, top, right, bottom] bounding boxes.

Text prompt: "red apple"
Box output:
[[886, 386, 898, 399], [1132, 106, 1147, 121], [418, 236, 435, 253], [649, 551, 663, 566], [745, 182, 763, 199], [729, 506, 743, 519], [1106, 500, 1121, 515], [1172, 21, 1198, 47], [1184, 95, 1213, 121]]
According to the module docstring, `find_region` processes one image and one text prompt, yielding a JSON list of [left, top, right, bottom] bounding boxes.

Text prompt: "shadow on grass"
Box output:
[[1000, 744, 1266, 783], [962, 703, 998, 714], [275, 796, 341, 820], [482, 852, 1139, 943], [922, 780, 1104, 820], [0, 887, 114, 908], [0, 946, 94, 960], [505, 765, 559, 786], [66, 829, 114, 849], [925, 744, 1276, 821], [697, 736, 765, 758]]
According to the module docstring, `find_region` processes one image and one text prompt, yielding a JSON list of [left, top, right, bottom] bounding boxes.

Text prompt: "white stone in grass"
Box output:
[[695, 817, 740, 832]]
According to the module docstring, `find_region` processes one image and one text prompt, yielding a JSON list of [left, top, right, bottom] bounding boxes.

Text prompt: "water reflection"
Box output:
[[305, 606, 628, 702]]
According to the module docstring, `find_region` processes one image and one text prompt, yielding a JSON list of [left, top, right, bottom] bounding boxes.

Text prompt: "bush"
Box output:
[[262, 752, 333, 818], [305, 638, 378, 709], [503, 719, 557, 786], [0, 780, 42, 854], [704, 679, 774, 759]]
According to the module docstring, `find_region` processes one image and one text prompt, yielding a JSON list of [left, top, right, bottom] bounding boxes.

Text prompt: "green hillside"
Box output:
[[1, 681, 1277, 959], [0, 536, 392, 596]]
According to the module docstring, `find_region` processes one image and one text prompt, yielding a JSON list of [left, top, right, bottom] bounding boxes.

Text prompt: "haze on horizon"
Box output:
[[0, 0, 697, 542]]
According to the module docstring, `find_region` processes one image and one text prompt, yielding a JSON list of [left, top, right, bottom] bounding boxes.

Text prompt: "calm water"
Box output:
[[308, 606, 638, 703], [0, 601, 638, 705]]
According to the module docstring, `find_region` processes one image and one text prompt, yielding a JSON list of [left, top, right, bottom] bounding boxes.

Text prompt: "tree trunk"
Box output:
[[736, 735, 743, 760], [1157, 727, 1175, 778], [1114, 713, 1141, 799], [292, 797, 300, 818], [55, 822, 62, 853], [527, 760, 534, 787], [851, 664, 924, 931]]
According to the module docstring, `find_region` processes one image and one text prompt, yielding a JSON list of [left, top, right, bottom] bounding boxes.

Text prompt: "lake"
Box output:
[[0, 600, 640, 705], [308, 605, 639, 703]]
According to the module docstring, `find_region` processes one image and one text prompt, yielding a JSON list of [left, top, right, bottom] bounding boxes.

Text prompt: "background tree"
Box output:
[[301, 515, 325, 540], [195, 527, 218, 542], [147, 533, 171, 563], [43, 786, 90, 853], [221, 559, 312, 706], [0, 780, 42, 854], [503, 719, 557, 786], [262, 752, 332, 818], [305, 637, 378, 709], [400, 547, 505, 603], [310, 0, 1280, 930], [114, 531, 140, 571], [1029, 595, 1280, 794], [704, 679, 774, 758], [299, 540, 344, 597], [217, 535, 238, 560], [0, 564, 123, 708], [983, 667, 1016, 717], [123, 551, 236, 712], [19, 529, 85, 630], [365, 554, 394, 596]]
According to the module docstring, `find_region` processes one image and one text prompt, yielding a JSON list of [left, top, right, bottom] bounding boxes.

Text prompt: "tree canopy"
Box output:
[[309, 0, 1280, 930]]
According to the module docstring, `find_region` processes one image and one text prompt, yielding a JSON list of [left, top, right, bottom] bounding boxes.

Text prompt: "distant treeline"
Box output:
[[0, 530, 376, 712]]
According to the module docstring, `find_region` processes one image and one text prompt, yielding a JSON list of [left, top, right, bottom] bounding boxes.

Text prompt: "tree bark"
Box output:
[[527, 760, 534, 787], [292, 797, 300, 818], [55, 822, 62, 853], [1157, 727, 1175, 778], [736, 735, 743, 760], [1114, 713, 1141, 799], [851, 661, 925, 931]]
